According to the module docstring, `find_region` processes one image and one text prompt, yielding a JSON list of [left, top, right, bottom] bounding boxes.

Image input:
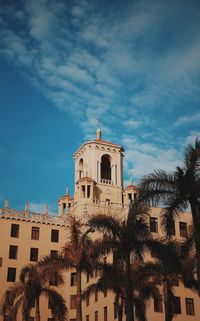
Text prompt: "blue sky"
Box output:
[[0, 0, 200, 214]]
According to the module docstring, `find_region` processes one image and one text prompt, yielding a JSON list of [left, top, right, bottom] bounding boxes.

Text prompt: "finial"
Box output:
[[130, 176, 134, 186], [25, 202, 30, 211], [44, 205, 48, 217], [66, 187, 69, 195], [4, 198, 9, 209], [96, 119, 101, 140]]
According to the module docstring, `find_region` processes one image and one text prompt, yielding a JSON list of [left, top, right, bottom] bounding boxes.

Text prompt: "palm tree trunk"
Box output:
[[35, 297, 40, 321], [163, 280, 173, 321], [118, 296, 123, 321], [125, 255, 134, 321], [76, 270, 82, 321], [191, 200, 200, 295]]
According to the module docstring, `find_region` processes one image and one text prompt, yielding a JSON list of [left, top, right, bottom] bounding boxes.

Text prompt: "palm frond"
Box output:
[[43, 288, 67, 321]]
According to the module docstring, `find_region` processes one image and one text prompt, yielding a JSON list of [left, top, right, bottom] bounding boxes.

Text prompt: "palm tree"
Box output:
[[0, 262, 67, 321], [144, 239, 184, 321], [85, 259, 159, 321], [88, 200, 152, 321], [139, 138, 200, 292], [39, 216, 102, 321]]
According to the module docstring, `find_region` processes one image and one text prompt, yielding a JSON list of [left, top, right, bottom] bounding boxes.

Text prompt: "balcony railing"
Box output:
[[100, 179, 114, 185]]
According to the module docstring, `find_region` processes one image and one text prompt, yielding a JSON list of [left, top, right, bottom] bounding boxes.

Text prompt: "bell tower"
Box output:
[[73, 128, 124, 206]]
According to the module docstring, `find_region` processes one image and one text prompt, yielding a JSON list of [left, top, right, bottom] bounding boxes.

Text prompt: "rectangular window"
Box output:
[[167, 220, 175, 236], [179, 222, 187, 238], [103, 289, 107, 297], [150, 217, 158, 233], [154, 295, 163, 312], [174, 296, 181, 314], [104, 306, 108, 321], [95, 311, 98, 321], [71, 272, 77, 286], [70, 295, 77, 309], [31, 227, 39, 240], [87, 186, 90, 198], [7, 267, 16, 282], [114, 302, 117, 319], [87, 271, 90, 283], [95, 288, 98, 302], [185, 298, 195, 315], [50, 250, 58, 258], [9, 245, 18, 259], [10, 224, 19, 237], [51, 229, 59, 243], [86, 315, 89, 321], [30, 248, 38, 262]]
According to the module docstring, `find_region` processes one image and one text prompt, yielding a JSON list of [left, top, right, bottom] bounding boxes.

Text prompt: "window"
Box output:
[[51, 229, 59, 243], [95, 288, 98, 302], [150, 217, 158, 233], [104, 306, 108, 321], [105, 199, 111, 206], [167, 220, 175, 236], [86, 271, 90, 283], [71, 272, 77, 286], [7, 267, 16, 282], [31, 227, 39, 240], [179, 222, 187, 238], [101, 154, 111, 181], [30, 248, 38, 262], [47, 319, 55, 321], [185, 298, 195, 315], [50, 250, 58, 258], [70, 295, 77, 309], [114, 302, 117, 319], [154, 295, 163, 312], [174, 296, 181, 314], [86, 315, 89, 321], [10, 224, 19, 237], [95, 311, 98, 321], [9, 245, 18, 259]]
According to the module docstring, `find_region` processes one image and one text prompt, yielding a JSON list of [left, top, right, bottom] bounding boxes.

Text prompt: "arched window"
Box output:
[[101, 154, 111, 181], [78, 158, 84, 179]]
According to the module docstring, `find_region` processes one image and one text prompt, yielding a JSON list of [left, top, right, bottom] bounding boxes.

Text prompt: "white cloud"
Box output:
[[175, 113, 200, 126]]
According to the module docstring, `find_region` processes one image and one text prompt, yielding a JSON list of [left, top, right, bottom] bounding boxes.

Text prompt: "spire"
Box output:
[[66, 187, 69, 195], [96, 119, 101, 140], [25, 202, 30, 211], [44, 205, 48, 217], [4, 198, 9, 209]]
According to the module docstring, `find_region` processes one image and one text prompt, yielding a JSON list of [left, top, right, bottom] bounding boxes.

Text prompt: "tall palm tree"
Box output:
[[139, 138, 200, 292], [144, 239, 183, 321], [88, 200, 152, 321], [85, 260, 159, 321], [39, 216, 103, 321], [0, 263, 67, 321]]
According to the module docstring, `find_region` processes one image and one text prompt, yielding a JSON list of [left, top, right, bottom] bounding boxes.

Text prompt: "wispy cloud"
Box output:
[[175, 113, 200, 126], [0, 0, 199, 181]]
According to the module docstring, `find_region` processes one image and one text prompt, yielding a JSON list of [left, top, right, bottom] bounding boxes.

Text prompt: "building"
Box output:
[[0, 128, 199, 321]]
